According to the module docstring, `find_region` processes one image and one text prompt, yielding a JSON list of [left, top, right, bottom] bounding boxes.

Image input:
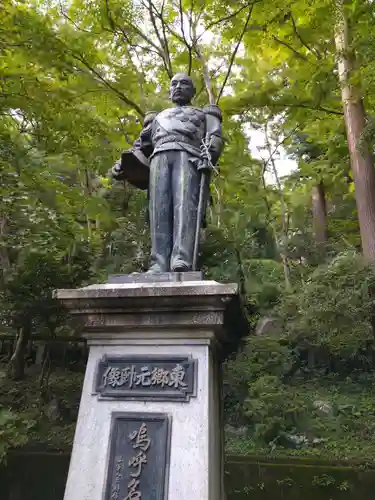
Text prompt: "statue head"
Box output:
[[169, 73, 196, 105]]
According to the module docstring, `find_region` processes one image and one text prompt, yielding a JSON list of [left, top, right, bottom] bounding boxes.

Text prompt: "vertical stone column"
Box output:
[[56, 278, 246, 500]]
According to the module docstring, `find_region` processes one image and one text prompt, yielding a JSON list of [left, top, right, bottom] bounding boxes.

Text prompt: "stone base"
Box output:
[[56, 279, 247, 500], [64, 341, 221, 500], [107, 271, 204, 284]]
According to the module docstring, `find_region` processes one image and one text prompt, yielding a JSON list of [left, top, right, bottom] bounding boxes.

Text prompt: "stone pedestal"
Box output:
[[56, 278, 246, 500]]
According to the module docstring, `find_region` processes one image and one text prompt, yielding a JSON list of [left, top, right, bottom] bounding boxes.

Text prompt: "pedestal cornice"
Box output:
[[54, 280, 248, 357]]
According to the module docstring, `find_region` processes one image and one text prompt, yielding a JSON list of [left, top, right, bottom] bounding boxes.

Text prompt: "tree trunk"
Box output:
[[334, 2, 375, 262], [39, 346, 51, 389], [0, 216, 11, 285], [265, 125, 292, 290], [312, 181, 328, 251], [7, 323, 31, 380]]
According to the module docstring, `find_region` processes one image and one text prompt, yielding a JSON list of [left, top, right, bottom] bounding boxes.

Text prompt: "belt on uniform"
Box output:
[[154, 135, 201, 148]]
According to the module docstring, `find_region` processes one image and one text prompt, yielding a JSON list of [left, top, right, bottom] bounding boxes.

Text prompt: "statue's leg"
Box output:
[[147, 153, 173, 273], [170, 151, 200, 271]]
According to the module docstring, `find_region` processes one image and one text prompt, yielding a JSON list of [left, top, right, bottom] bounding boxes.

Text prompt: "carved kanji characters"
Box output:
[[150, 367, 170, 387], [168, 364, 187, 388], [128, 451, 147, 478], [129, 423, 151, 452], [124, 479, 141, 500], [134, 366, 151, 386]]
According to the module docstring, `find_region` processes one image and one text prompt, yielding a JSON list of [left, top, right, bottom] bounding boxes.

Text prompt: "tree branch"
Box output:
[[178, 0, 193, 74], [59, 1, 102, 35], [146, 0, 173, 78], [154, 6, 193, 76], [189, 0, 195, 43], [71, 54, 144, 116], [102, 2, 147, 99], [105, 0, 166, 60], [105, 0, 116, 30], [196, 2, 255, 44], [192, 24, 215, 104], [261, 126, 298, 171], [158, 1, 173, 76], [240, 101, 344, 116], [272, 36, 308, 60], [156, 2, 174, 77], [216, 3, 255, 103], [116, 117, 133, 145], [195, 62, 227, 99], [263, 122, 292, 290], [290, 13, 321, 59], [286, 102, 344, 115], [245, 9, 320, 62]]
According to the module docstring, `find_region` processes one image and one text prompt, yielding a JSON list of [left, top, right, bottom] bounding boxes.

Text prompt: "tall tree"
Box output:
[[311, 181, 328, 249], [334, 0, 375, 262]]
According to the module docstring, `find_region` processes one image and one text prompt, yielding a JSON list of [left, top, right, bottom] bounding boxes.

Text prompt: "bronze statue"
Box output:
[[112, 73, 223, 273]]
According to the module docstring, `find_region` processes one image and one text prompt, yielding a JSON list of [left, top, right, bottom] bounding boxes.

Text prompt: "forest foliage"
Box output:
[[2, 0, 375, 461]]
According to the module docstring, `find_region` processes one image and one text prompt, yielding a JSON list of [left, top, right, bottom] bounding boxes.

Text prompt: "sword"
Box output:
[[193, 173, 207, 271], [192, 137, 212, 271]]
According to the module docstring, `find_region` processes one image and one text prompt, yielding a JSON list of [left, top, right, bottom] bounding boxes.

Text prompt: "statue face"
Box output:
[[169, 73, 195, 105]]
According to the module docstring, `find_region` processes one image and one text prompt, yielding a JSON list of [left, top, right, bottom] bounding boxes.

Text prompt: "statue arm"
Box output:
[[139, 111, 157, 158], [110, 115, 153, 182], [203, 105, 224, 165]]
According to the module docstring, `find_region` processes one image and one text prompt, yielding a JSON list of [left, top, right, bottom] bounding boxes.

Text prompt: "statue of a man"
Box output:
[[112, 73, 223, 273]]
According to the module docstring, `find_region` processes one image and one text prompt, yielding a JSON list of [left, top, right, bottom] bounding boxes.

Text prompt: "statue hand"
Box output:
[[199, 142, 212, 170], [112, 159, 122, 173], [200, 144, 209, 162], [111, 159, 125, 181], [198, 142, 219, 174]]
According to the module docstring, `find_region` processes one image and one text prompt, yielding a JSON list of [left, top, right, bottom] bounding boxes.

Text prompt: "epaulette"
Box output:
[[144, 111, 157, 126], [202, 104, 222, 122]]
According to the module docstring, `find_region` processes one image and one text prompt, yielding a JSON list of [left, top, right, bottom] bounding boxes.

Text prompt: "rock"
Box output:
[[255, 317, 280, 336], [279, 433, 309, 449], [225, 425, 248, 437], [45, 396, 61, 421], [312, 437, 327, 446], [313, 399, 334, 417]]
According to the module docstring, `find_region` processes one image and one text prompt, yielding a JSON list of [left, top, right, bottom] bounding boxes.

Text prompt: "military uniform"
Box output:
[[138, 104, 223, 272]]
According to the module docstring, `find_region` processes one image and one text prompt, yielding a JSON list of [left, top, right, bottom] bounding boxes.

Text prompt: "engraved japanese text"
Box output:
[[103, 364, 187, 389], [124, 423, 152, 500]]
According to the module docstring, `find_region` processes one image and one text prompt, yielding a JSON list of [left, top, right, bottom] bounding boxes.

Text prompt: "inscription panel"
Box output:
[[105, 413, 171, 500], [94, 356, 197, 401]]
